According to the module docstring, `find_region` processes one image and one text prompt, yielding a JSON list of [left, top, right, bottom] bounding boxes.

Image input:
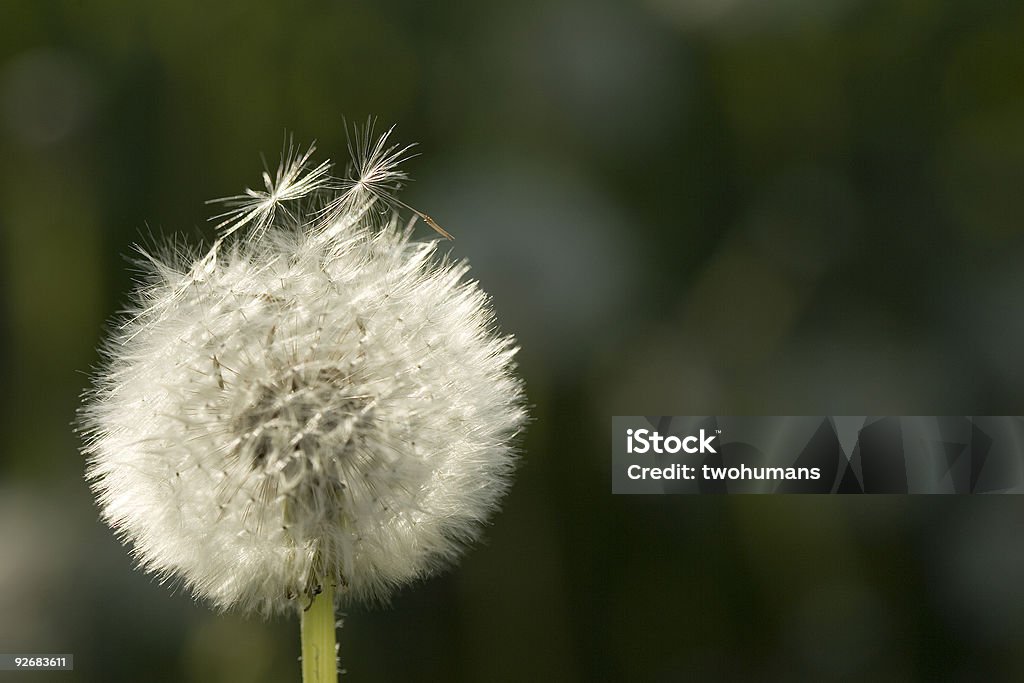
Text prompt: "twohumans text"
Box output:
[[626, 463, 822, 481], [626, 428, 717, 454]]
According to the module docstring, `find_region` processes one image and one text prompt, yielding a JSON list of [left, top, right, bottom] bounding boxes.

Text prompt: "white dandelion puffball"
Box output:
[[81, 126, 527, 616]]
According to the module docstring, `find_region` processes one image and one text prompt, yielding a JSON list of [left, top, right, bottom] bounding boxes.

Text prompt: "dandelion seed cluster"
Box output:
[[81, 126, 526, 616]]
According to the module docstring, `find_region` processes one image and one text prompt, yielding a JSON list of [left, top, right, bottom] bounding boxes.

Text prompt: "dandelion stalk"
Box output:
[[301, 581, 337, 683]]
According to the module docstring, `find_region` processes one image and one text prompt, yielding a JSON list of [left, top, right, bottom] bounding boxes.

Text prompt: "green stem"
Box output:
[[301, 581, 337, 682]]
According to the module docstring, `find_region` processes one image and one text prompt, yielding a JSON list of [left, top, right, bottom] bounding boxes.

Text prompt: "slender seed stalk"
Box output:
[[301, 582, 337, 683]]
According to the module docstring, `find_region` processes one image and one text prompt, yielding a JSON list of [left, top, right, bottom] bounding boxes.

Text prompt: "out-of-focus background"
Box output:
[[2, 1, 1024, 680]]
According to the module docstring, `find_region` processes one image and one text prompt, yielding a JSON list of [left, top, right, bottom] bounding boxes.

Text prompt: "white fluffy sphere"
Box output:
[[81, 130, 526, 616]]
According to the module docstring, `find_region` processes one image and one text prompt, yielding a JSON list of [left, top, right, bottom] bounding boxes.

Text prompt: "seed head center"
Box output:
[[233, 366, 373, 479]]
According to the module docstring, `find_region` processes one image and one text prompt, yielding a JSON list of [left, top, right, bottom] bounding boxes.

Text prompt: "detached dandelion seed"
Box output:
[[79, 122, 527, 681]]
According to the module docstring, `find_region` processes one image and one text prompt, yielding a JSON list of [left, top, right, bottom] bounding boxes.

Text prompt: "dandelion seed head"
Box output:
[[80, 125, 526, 616]]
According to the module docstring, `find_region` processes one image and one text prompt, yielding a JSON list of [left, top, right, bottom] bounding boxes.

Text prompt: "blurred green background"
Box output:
[[2, 0, 1024, 680]]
